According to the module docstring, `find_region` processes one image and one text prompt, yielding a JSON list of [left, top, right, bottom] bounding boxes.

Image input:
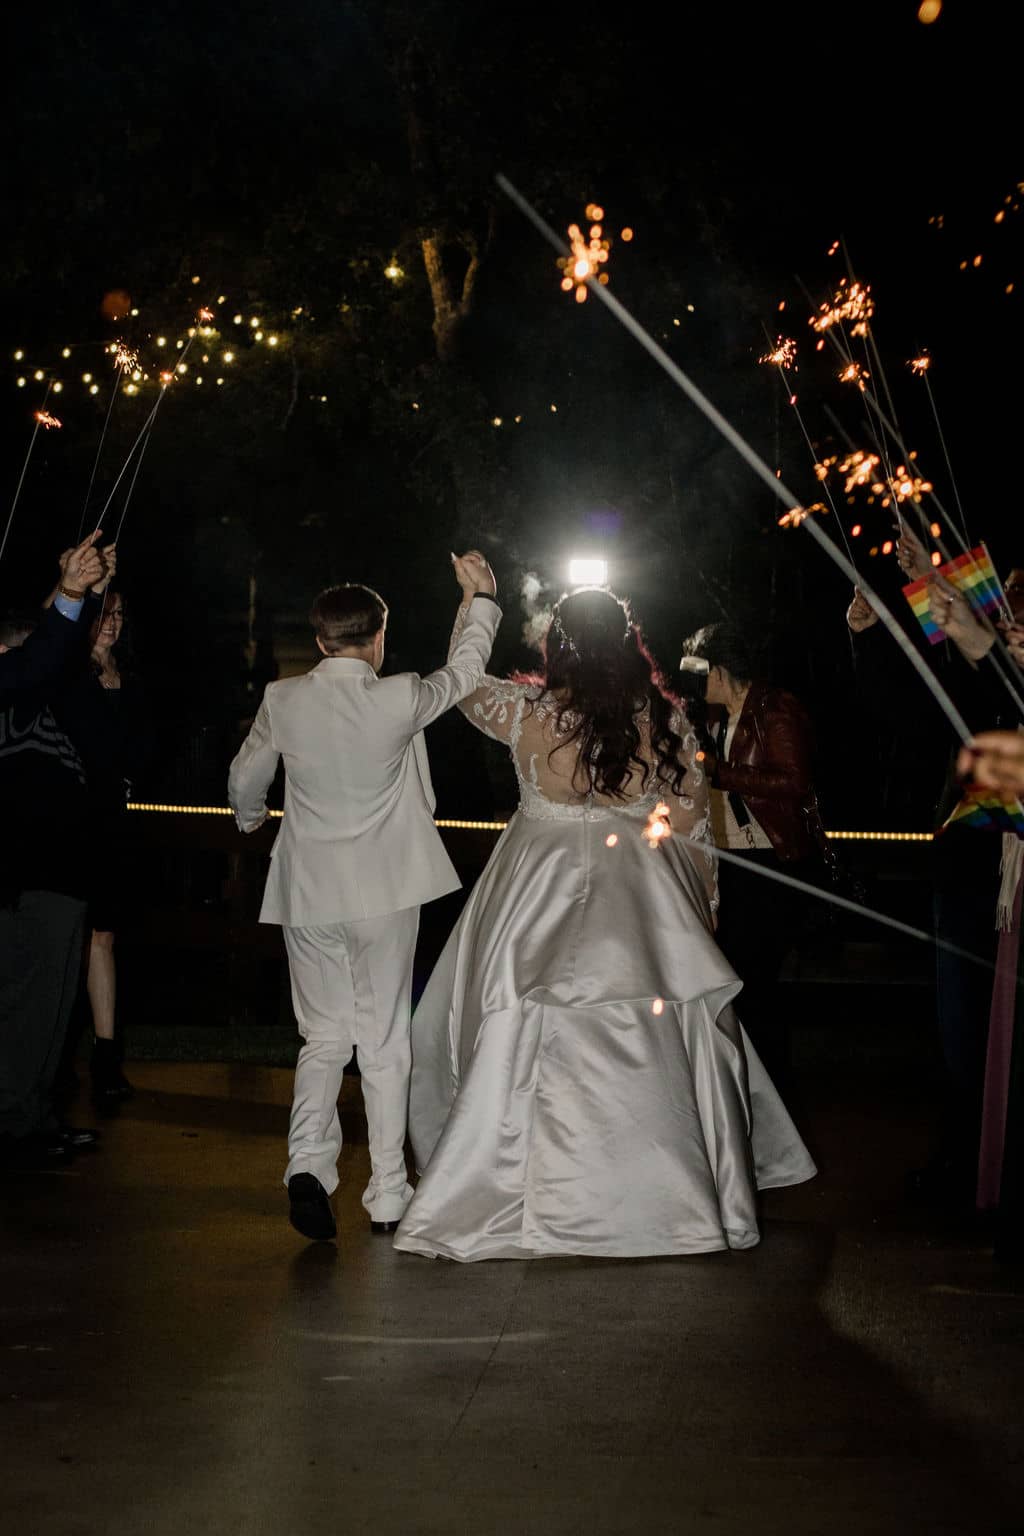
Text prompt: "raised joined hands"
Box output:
[[452, 550, 497, 599]]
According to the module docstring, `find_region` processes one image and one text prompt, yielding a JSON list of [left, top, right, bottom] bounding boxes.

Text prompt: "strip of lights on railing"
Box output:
[[125, 805, 934, 841]]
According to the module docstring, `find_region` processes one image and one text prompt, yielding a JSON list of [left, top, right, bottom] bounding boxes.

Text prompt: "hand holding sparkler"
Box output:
[[927, 575, 992, 661], [957, 731, 1024, 796], [60, 529, 105, 597], [59, 538, 117, 596], [452, 550, 497, 599], [896, 525, 931, 581], [846, 587, 878, 634]]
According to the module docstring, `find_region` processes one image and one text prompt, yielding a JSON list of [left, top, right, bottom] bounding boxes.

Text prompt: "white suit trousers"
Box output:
[[282, 907, 420, 1222]]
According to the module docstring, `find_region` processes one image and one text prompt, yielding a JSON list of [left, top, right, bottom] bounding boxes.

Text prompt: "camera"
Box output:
[[677, 655, 709, 703], [677, 655, 714, 753]]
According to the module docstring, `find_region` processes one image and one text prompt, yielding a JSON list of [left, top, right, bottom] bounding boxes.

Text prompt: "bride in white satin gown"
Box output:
[[394, 587, 815, 1262]]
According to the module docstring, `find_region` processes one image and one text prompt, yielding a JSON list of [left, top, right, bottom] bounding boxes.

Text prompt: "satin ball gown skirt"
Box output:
[[395, 809, 816, 1262]]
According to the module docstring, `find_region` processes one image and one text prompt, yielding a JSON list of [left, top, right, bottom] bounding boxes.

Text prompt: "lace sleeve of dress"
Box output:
[[663, 707, 718, 915], [458, 676, 527, 745]]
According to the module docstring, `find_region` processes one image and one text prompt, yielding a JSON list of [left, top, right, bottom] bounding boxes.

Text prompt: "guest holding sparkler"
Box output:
[[0, 531, 112, 1168], [849, 527, 1024, 1215], [677, 622, 827, 1092]]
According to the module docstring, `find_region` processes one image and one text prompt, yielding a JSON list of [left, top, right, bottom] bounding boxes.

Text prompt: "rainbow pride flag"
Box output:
[[902, 543, 1005, 645], [945, 788, 1024, 837]]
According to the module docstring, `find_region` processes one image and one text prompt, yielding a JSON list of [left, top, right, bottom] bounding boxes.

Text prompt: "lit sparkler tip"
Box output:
[[810, 279, 875, 335], [561, 205, 614, 302], [642, 802, 673, 850], [197, 306, 215, 323], [835, 450, 881, 495], [112, 341, 139, 372], [758, 335, 797, 369], [838, 361, 869, 385], [909, 354, 932, 374], [777, 501, 827, 530], [34, 409, 62, 429]]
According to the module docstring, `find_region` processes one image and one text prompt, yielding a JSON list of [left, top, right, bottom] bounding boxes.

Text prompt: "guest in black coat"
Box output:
[[0, 531, 111, 1166]]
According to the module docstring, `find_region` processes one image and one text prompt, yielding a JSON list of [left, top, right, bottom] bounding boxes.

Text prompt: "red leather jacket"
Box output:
[[713, 682, 823, 863]]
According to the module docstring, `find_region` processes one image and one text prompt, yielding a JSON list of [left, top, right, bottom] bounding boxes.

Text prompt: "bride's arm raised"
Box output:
[[446, 600, 526, 745]]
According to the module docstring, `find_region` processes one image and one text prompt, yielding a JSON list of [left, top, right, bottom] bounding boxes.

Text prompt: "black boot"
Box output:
[[90, 1038, 134, 1108]]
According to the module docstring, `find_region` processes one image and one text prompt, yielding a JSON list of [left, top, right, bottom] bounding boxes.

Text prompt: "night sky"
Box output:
[[2, 1, 1020, 819]]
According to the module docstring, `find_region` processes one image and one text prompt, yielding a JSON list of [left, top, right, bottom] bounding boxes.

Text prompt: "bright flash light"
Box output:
[[568, 557, 608, 587]]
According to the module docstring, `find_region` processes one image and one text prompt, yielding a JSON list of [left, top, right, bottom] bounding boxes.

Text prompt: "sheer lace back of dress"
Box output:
[[466, 677, 705, 832], [446, 602, 717, 906]]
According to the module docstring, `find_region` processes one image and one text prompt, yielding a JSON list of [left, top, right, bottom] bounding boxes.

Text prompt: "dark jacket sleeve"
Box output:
[[0, 604, 89, 708], [716, 696, 815, 802]]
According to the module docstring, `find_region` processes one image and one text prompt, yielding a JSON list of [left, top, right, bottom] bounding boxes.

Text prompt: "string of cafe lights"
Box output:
[[123, 803, 933, 841]]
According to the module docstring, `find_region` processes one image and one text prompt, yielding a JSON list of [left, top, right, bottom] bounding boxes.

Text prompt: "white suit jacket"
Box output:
[[227, 596, 501, 926]]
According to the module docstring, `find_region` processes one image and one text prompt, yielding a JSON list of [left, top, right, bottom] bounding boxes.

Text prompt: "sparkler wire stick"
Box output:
[[0, 382, 53, 571], [686, 836, 1000, 980], [94, 397, 162, 528], [77, 366, 125, 543], [497, 174, 973, 743], [920, 367, 971, 548], [759, 325, 856, 564], [113, 418, 155, 543], [94, 329, 199, 537]]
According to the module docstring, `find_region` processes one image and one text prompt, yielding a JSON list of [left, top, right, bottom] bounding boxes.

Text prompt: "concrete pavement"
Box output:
[[2, 1057, 1022, 1535]]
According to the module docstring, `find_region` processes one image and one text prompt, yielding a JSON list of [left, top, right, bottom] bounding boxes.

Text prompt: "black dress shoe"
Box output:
[[370, 1219, 401, 1234], [288, 1173, 337, 1242], [58, 1125, 100, 1148]]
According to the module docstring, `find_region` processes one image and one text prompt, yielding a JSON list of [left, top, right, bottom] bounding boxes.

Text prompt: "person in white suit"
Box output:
[[228, 552, 500, 1242]]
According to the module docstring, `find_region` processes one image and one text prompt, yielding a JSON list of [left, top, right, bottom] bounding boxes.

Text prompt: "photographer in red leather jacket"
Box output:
[[681, 623, 826, 1089]]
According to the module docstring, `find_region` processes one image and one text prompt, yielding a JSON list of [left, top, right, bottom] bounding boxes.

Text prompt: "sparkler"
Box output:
[[757, 321, 857, 562], [691, 835, 1000, 979], [777, 502, 826, 529], [0, 383, 54, 570], [882, 465, 933, 508], [908, 351, 971, 546], [558, 204, 611, 303], [817, 266, 1023, 714], [76, 342, 136, 539], [759, 336, 797, 369], [837, 361, 869, 389], [837, 451, 881, 493], [642, 802, 672, 849], [809, 278, 874, 337], [802, 248, 1023, 716], [497, 173, 972, 743], [34, 410, 62, 430]]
